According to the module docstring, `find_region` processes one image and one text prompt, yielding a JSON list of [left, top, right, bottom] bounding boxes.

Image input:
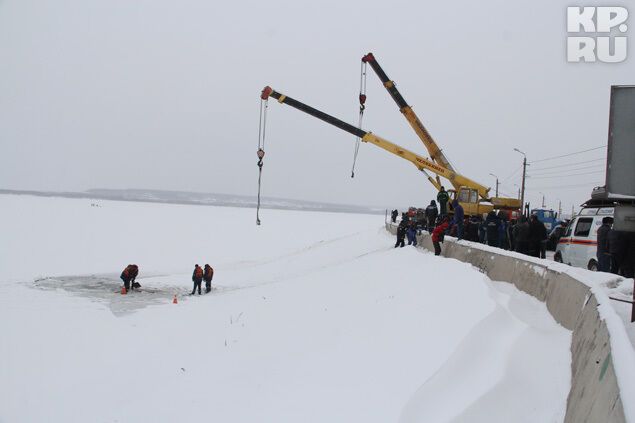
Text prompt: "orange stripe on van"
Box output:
[[558, 238, 597, 246]]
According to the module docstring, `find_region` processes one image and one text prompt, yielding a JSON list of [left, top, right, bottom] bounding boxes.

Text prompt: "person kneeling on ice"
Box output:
[[432, 217, 450, 256], [203, 264, 214, 293], [192, 264, 204, 295], [120, 264, 139, 293]]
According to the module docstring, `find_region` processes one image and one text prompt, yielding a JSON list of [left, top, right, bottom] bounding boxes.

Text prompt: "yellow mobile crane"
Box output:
[[260, 86, 513, 216], [360, 53, 521, 214]]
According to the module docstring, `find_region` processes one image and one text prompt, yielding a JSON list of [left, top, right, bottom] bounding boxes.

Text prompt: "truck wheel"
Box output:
[[554, 252, 563, 263], [588, 259, 598, 271]]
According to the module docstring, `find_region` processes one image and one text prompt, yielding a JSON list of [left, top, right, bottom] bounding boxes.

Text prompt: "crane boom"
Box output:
[[260, 86, 490, 199], [361, 53, 457, 186]]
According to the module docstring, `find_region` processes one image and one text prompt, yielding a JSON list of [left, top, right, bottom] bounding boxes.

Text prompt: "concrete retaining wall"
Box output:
[[386, 223, 626, 423]]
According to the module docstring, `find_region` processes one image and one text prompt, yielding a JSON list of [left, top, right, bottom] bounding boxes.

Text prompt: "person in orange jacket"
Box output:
[[120, 264, 139, 293], [191, 264, 204, 295], [432, 217, 450, 256], [203, 264, 214, 293]]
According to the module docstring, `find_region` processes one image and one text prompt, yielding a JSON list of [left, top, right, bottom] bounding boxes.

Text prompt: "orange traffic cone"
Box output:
[[121, 286, 127, 295], [173, 294, 178, 304]]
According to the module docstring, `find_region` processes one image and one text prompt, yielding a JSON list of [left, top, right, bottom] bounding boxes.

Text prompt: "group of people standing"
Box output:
[[394, 218, 420, 247], [465, 212, 548, 258], [119, 263, 215, 295], [393, 187, 464, 256], [191, 264, 215, 295], [392, 186, 552, 258]]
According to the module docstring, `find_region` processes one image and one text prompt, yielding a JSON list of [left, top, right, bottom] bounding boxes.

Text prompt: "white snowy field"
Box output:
[[0, 194, 571, 423]]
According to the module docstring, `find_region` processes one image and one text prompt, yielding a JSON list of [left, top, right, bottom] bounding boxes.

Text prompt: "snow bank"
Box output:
[[455, 238, 635, 423], [387, 223, 635, 423], [400, 282, 570, 423]]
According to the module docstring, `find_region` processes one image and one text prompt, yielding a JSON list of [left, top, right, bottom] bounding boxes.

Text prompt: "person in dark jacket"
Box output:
[[451, 199, 464, 240], [437, 187, 450, 216], [120, 264, 139, 293], [406, 221, 418, 246], [596, 217, 613, 272], [192, 264, 204, 295], [608, 229, 631, 276], [621, 233, 635, 278], [528, 215, 547, 258], [391, 209, 398, 223], [513, 217, 530, 254], [485, 211, 500, 247], [432, 217, 450, 256], [395, 222, 406, 248], [425, 200, 439, 233], [479, 218, 487, 244], [203, 264, 214, 293], [415, 209, 426, 232], [507, 219, 516, 250], [467, 215, 480, 242], [463, 217, 473, 241], [497, 212, 509, 250]]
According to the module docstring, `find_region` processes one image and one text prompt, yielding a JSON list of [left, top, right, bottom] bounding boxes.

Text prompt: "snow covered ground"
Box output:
[[0, 194, 571, 422]]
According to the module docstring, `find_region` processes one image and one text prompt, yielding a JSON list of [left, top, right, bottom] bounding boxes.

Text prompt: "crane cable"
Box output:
[[256, 97, 268, 225], [351, 60, 367, 178]]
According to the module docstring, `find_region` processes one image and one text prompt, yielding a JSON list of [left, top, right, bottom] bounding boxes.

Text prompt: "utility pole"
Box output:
[[489, 173, 499, 197], [558, 200, 562, 218], [541, 193, 545, 208], [514, 148, 527, 217]]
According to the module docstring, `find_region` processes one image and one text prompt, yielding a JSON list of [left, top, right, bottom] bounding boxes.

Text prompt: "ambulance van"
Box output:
[[554, 206, 614, 271]]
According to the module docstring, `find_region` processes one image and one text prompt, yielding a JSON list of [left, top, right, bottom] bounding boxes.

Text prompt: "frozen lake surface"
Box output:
[[0, 194, 571, 422]]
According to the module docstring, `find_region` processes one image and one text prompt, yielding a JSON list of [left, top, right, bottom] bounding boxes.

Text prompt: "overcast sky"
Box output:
[[0, 0, 632, 213]]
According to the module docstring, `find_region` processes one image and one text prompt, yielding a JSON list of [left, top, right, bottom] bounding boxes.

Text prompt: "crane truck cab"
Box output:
[[531, 208, 561, 231], [452, 187, 493, 216], [554, 204, 614, 271], [452, 187, 519, 217]]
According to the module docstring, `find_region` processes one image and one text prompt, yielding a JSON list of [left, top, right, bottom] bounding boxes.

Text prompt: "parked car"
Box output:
[[554, 206, 614, 271]]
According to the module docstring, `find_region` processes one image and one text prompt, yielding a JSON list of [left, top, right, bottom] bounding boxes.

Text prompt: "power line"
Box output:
[[531, 164, 604, 177], [527, 181, 603, 189], [530, 158, 605, 171], [528, 170, 605, 179], [501, 165, 522, 183], [495, 189, 513, 198], [529, 145, 606, 164], [531, 165, 604, 176]]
